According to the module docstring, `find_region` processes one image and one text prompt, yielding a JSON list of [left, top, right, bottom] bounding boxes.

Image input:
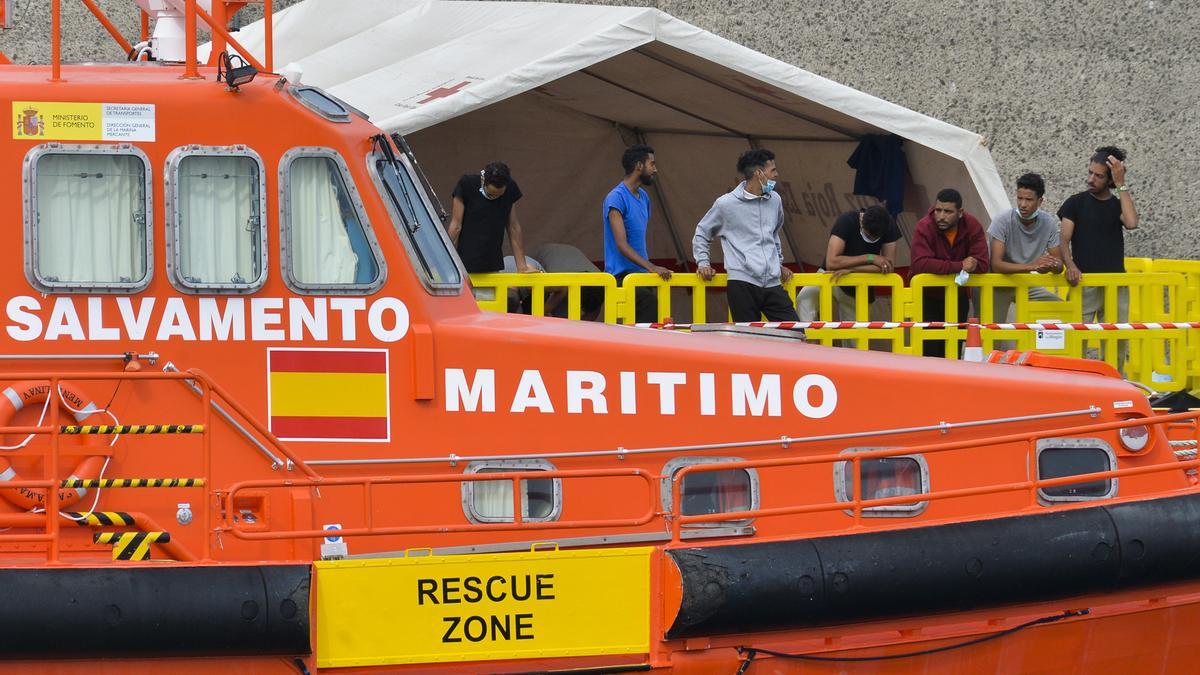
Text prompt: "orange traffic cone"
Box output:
[[962, 317, 984, 362]]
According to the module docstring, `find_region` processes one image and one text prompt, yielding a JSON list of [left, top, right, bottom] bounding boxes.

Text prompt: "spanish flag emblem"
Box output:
[[267, 349, 390, 442]]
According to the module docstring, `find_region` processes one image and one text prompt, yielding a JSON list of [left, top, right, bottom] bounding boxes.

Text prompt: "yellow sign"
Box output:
[[13, 101, 156, 141], [315, 547, 652, 668]]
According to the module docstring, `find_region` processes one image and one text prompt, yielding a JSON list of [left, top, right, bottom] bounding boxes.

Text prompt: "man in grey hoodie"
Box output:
[[693, 149, 797, 322]]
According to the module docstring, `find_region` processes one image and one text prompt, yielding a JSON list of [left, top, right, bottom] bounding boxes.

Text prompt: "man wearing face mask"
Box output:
[[694, 149, 797, 322], [910, 188, 990, 357], [987, 173, 1063, 325], [796, 204, 900, 323], [447, 161, 534, 275]]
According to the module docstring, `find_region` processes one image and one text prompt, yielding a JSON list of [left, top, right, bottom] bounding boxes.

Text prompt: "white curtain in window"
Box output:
[[474, 476, 533, 520], [37, 154, 144, 283], [179, 155, 259, 284], [289, 157, 358, 284]]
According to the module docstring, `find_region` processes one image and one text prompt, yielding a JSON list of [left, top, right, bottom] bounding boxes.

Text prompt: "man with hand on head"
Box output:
[[693, 148, 797, 322]]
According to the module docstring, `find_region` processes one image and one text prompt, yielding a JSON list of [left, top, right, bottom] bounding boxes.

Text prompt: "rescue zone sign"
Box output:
[[315, 547, 652, 667]]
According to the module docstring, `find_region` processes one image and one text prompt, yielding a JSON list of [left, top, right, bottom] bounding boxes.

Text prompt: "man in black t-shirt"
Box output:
[[797, 205, 901, 321], [447, 162, 534, 274], [1058, 145, 1139, 367]]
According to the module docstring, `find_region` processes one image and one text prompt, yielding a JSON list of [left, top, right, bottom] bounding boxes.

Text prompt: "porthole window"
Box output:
[[166, 146, 267, 293], [661, 457, 758, 526], [833, 449, 930, 517], [24, 143, 153, 292], [462, 460, 561, 524], [280, 148, 385, 294], [1036, 439, 1117, 503]]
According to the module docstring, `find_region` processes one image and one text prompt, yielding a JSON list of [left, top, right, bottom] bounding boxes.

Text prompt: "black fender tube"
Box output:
[[667, 493, 1200, 638], [0, 564, 311, 658]]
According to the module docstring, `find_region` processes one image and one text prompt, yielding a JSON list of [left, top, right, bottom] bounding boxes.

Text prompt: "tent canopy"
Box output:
[[223, 0, 1008, 268]]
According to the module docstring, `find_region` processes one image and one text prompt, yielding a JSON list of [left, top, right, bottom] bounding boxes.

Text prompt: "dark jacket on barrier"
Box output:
[[909, 208, 990, 276]]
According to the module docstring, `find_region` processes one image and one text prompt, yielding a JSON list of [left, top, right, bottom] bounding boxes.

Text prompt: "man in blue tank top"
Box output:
[[603, 144, 672, 323]]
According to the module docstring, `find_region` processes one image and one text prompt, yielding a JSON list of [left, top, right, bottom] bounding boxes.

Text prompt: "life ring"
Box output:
[[0, 380, 106, 511]]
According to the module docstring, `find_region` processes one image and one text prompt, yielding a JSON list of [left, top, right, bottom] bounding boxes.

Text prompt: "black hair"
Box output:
[[482, 162, 511, 188], [1016, 172, 1045, 198], [935, 188, 963, 209], [1090, 145, 1126, 186], [736, 148, 775, 179], [860, 204, 893, 239], [621, 144, 654, 175]]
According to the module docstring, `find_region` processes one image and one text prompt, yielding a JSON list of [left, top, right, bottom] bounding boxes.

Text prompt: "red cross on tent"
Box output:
[[418, 80, 472, 104]]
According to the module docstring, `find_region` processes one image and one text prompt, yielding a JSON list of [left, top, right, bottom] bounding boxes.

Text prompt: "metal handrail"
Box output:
[[223, 467, 660, 541], [669, 409, 1200, 542]]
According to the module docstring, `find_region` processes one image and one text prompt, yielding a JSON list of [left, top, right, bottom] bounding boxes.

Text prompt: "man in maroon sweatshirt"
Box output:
[[910, 188, 990, 357]]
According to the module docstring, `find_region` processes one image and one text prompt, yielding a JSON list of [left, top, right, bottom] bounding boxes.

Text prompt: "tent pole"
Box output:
[[632, 128, 688, 270], [750, 138, 803, 267]]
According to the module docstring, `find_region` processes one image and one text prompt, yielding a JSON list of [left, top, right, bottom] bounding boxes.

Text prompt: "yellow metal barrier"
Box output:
[[468, 272, 621, 323], [471, 260, 1200, 393], [909, 271, 1189, 388]]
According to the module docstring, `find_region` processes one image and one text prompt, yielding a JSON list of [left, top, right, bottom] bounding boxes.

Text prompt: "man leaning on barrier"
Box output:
[[910, 188, 989, 357], [988, 173, 1064, 324], [796, 205, 900, 322], [603, 144, 671, 324], [693, 149, 798, 322], [1058, 145, 1139, 367]]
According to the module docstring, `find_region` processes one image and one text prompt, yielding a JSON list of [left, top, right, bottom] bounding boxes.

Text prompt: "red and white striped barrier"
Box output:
[[638, 321, 1200, 331]]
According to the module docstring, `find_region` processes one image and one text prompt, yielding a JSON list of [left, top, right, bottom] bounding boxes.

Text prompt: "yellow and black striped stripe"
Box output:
[[60, 478, 204, 489], [59, 424, 205, 435], [93, 531, 171, 561], [66, 511, 135, 527]]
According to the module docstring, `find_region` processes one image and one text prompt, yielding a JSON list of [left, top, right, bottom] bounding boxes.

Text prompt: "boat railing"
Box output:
[[668, 408, 1200, 543], [0, 367, 315, 562], [50, 0, 275, 81], [222, 468, 661, 542]]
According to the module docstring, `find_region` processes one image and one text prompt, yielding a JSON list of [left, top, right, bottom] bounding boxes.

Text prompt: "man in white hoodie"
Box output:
[[693, 149, 797, 322]]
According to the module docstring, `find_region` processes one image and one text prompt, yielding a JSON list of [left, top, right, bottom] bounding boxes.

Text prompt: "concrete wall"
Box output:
[[3, 0, 1195, 259]]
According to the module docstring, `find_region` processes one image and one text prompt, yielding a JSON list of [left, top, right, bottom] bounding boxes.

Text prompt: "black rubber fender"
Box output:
[[667, 493, 1200, 638], [0, 564, 311, 658]]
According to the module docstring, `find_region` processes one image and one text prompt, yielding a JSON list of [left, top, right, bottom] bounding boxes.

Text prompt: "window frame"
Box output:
[[1035, 438, 1119, 504], [660, 456, 759, 528], [164, 145, 268, 295], [279, 147, 387, 295], [461, 459, 562, 524], [23, 142, 154, 294], [833, 448, 931, 517], [365, 150, 463, 295]]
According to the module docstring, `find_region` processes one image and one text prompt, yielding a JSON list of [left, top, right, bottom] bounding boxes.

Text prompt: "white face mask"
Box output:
[[479, 170, 501, 200], [860, 228, 881, 244]]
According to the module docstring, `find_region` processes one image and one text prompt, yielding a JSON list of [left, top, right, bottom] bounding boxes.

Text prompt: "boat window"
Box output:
[[1036, 439, 1117, 503], [372, 154, 462, 292], [280, 148, 385, 294], [462, 460, 561, 524], [834, 449, 930, 517], [25, 144, 152, 292], [661, 457, 758, 526], [289, 86, 353, 123], [166, 146, 266, 293]]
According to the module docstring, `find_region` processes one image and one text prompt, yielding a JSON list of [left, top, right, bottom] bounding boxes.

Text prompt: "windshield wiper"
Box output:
[[391, 132, 448, 222], [372, 133, 420, 234]]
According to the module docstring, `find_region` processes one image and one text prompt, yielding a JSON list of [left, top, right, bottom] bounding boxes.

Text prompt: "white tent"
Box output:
[[221, 0, 1008, 269]]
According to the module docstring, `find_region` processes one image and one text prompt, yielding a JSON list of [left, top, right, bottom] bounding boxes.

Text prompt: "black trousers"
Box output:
[[922, 288, 971, 357], [727, 280, 799, 322], [616, 273, 659, 324]]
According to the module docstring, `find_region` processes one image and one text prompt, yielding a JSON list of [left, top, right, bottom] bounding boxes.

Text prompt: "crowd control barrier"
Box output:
[[470, 259, 1200, 392]]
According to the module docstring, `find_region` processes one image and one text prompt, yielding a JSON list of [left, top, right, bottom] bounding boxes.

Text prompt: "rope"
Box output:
[[639, 321, 1200, 331], [736, 609, 1088, 666]]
